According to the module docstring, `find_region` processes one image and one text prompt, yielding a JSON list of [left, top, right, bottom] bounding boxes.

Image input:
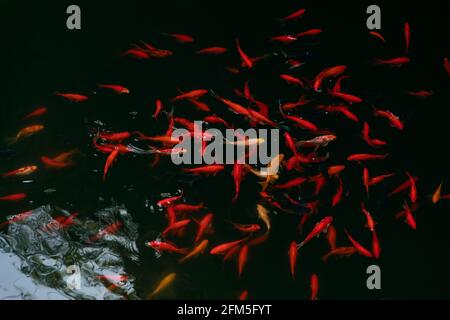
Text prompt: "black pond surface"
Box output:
[[1, 0, 450, 299]]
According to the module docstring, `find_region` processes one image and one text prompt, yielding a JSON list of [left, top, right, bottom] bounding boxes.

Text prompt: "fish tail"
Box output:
[[5, 137, 17, 146]]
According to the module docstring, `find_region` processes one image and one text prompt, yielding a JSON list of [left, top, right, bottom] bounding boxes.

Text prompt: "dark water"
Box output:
[[1, 0, 450, 299]]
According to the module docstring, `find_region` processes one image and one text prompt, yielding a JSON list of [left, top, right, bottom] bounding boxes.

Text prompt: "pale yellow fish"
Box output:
[[179, 240, 209, 263], [432, 182, 443, 204], [257, 204, 271, 231], [226, 138, 265, 146], [148, 273, 176, 299]]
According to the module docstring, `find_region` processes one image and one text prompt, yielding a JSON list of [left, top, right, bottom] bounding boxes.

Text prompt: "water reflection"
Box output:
[[0, 205, 139, 300]]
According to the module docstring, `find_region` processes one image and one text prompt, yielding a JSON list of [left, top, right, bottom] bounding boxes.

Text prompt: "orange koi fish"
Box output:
[[97, 84, 130, 94], [327, 225, 337, 250], [171, 89, 208, 102], [288, 241, 298, 279], [55, 92, 88, 102], [179, 240, 209, 263], [8, 125, 44, 144], [162, 219, 191, 238], [432, 182, 442, 204], [404, 22, 410, 54], [347, 153, 388, 162], [314, 65, 347, 92], [195, 213, 213, 242], [344, 229, 372, 258], [148, 273, 176, 299], [210, 239, 245, 255]]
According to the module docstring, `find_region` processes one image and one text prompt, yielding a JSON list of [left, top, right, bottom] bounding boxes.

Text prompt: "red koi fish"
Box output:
[[288, 241, 298, 279], [122, 49, 150, 59], [347, 153, 388, 162], [154, 99, 163, 120], [90, 221, 123, 242], [327, 225, 337, 250], [314, 65, 347, 92], [183, 165, 225, 175], [282, 114, 318, 131], [0, 193, 27, 202], [322, 247, 356, 262], [187, 99, 211, 112], [148, 241, 188, 254], [403, 202, 417, 230], [312, 174, 326, 196], [407, 90, 434, 98], [157, 193, 183, 208], [444, 57, 450, 77], [280, 74, 304, 87], [362, 122, 387, 148], [296, 29, 323, 37], [97, 84, 130, 94], [328, 165, 345, 176], [368, 173, 395, 186], [1, 166, 37, 177], [23, 107, 47, 120], [361, 203, 376, 232], [43, 212, 79, 232], [171, 89, 208, 102], [369, 31, 386, 42], [407, 172, 417, 203], [162, 33, 194, 43], [374, 109, 404, 130], [284, 132, 298, 156], [323, 105, 359, 122], [203, 116, 230, 128], [195, 213, 213, 242], [344, 229, 373, 258], [389, 176, 419, 197], [232, 223, 261, 233], [239, 290, 248, 301], [172, 203, 205, 213], [330, 92, 362, 104], [197, 47, 227, 55], [372, 230, 381, 259], [310, 274, 319, 300], [332, 178, 343, 207], [162, 219, 191, 238], [374, 57, 410, 66], [299, 216, 333, 248], [55, 92, 88, 102], [363, 167, 370, 195], [270, 35, 297, 44], [232, 164, 243, 203], [103, 148, 120, 181], [281, 8, 306, 21], [210, 239, 245, 255], [235, 39, 253, 69], [332, 75, 350, 93], [0, 211, 33, 229], [98, 132, 131, 142], [404, 22, 410, 54], [238, 245, 248, 278], [274, 177, 307, 189]]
